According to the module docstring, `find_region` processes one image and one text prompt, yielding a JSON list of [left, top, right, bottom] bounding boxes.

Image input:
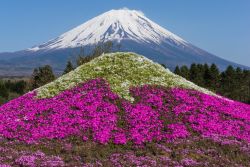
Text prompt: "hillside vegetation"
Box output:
[[175, 64, 250, 104], [0, 52, 250, 166], [37, 52, 214, 101]]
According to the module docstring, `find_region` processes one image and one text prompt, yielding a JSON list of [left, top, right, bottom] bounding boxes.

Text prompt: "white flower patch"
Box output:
[[151, 77, 163, 82], [121, 80, 130, 88], [23, 116, 28, 121], [36, 52, 217, 101], [136, 56, 144, 62], [94, 66, 102, 71]]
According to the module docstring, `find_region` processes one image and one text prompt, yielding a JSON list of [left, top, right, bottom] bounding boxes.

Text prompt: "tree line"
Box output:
[[174, 64, 250, 104], [0, 79, 28, 104]]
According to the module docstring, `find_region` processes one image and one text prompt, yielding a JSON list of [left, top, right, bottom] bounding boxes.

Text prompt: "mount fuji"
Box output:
[[0, 8, 248, 76]]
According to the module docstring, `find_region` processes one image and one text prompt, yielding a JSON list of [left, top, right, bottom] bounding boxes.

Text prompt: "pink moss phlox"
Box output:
[[0, 78, 250, 145]]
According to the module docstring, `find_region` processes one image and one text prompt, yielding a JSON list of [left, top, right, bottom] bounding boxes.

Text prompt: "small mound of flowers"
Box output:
[[0, 78, 249, 146], [36, 52, 215, 101]]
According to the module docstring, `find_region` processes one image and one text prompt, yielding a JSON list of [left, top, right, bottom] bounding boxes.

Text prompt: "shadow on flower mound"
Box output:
[[0, 78, 250, 145]]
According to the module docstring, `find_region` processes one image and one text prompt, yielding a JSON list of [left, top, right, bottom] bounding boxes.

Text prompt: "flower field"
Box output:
[[0, 53, 250, 166]]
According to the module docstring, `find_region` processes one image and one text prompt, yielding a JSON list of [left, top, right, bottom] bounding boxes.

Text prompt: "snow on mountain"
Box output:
[[0, 8, 249, 76], [28, 8, 188, 51]]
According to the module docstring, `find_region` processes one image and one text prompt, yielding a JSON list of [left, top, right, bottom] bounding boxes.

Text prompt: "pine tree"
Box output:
[[196, 64, 205, 86], [220, 65, 235, 98], [176, 63, 250, 104], [190, 63, 202, 84], [203, 64, 211, 88], [180, 65, 190, 79], [235, 67, 243, 101], [245, 70, 250, 103], [174, 66, 181, 75], [63, 61, 74, 74], [209, 63, 220, 91]]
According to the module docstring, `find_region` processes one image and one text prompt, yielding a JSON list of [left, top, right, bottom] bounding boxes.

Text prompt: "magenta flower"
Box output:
[[0, 78, 249, 145]]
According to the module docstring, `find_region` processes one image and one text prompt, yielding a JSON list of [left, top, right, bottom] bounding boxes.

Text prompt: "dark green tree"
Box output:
[[243, 70, 250, 103], [174, 66, 181, 76], [190, 63, 203, 84], [220, 65, 236, 98], [175, 63, 250, 104], [234, 67, 244, 101], [209, 63, 220, 91], [180, 65, 190, 79], [31, 65, 55, 89], [161, 64, 167, 69], [11, 80, 27, 94], [196, 64, 205, 86], [203, 64, 211, 88], [63, 61, 74, 74], [31, 68, 39, 89], [0, 81, 9, 99]]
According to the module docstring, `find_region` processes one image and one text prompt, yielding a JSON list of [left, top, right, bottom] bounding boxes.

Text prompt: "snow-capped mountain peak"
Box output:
[[1, 8, 248, 76], [28, 8, 188, 51]]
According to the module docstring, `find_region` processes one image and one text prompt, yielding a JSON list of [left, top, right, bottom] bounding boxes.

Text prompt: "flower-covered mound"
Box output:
[[1, 78, 250, 166], [36, 52, 215, 101]]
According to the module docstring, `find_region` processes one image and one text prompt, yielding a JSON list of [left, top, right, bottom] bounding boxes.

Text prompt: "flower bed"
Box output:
[[0, 78, 249, 145], [36, 52, 215, 101]]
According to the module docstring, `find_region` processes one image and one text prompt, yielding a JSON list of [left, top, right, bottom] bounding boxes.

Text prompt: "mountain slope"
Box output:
[[0, 8, 248, 76], [27, 8, 188, 51], [0, 52, 250, 166]]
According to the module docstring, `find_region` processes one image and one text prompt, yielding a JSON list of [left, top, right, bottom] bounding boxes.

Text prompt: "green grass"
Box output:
[[36, 52, 215, 101]]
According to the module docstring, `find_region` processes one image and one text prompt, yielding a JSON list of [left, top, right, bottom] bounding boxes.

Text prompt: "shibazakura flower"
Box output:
[[0, 78, 250, 145]]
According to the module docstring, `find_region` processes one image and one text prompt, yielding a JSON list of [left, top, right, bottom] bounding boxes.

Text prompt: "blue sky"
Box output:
[[0, 0, 249, 66]]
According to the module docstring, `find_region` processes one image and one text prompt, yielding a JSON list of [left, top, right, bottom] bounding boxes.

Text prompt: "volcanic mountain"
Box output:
[[0, 8, 248, 76], [1, 52, 250, 166]]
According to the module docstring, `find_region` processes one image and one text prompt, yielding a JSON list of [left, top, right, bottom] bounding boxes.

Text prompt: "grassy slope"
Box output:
[[37, 52, 215, 101]]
